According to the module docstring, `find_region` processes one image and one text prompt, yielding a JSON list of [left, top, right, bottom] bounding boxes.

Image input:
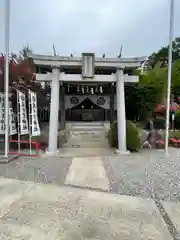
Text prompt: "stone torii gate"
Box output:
[[28, 53, 147, 155]]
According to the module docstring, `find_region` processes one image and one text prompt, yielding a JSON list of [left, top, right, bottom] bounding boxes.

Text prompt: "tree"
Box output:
[[148, 37, 180, 69], [125, 37, 180, 122], [171, 59, 180, 100], [125, 67, 168, 122], [172, 37, 180, 59], [20, 45, 33, 59]]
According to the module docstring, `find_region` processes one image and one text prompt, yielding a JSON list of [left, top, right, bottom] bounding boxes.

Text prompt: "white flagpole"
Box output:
[[4, 0, 10, 157], [165, 0, 175, 155], [17, 90, 20, 153], [28, 90, 32, 155]]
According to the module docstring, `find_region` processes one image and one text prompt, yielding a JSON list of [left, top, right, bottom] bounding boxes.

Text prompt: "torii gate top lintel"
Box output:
[[28, 52, 148, 69]]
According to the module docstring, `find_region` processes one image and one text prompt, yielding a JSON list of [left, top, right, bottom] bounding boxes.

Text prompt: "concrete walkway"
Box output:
[[1, 148, 180, 238], [65, 156, 110, 191], [0, 177, 175, 240]]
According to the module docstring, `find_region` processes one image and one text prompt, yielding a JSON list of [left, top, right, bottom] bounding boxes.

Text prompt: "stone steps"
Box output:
[[71, 126, 105, 132], [71, 122, 104, 126], [65, 122, 109, 149], [66, 136, 108, 148], [71, 122, 105, 132], [64, 122, 110, 151]]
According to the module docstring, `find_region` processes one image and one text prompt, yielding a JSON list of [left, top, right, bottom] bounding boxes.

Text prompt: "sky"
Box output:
[[0, 0, 180, 57]]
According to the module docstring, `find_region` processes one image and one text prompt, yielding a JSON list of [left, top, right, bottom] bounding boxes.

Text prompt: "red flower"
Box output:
[[155, 104, 164, 113]]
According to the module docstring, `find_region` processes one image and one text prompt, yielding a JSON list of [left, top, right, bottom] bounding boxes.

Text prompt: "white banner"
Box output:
[[0, 93, 17, 135], [8, 100, 17, 135], [17, 91, 29, 135], [29, 90, 40, 136]]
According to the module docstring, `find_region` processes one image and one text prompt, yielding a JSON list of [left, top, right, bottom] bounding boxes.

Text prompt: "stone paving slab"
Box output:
[[161, 201, 180, 235], [0, 178, 35, 219], [0, 177, 173, 239], [65, 156, 110, 191], [0, 223, 53, 240]]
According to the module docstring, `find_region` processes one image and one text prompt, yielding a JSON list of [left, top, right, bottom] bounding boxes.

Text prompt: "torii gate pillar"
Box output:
[[116, 68, 129, 154], [47, 67, 60, 154]]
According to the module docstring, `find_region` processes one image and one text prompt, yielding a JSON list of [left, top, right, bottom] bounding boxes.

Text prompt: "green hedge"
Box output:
[[169, 130, 180, 139], [108, 120, 141, 152], [175, 110, 180, 129]]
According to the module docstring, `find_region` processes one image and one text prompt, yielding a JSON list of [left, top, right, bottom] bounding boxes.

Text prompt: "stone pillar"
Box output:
[[48, 67, 60, 154], [110, 83, 115, 125], [116, 68, 128, 154], [60, 84, 65, 129]]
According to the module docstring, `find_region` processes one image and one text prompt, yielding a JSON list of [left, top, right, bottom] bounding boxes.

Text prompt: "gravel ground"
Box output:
[[1, 147, 180, 203], [104, 148, 180, 202], [0, 155, 72, 186]]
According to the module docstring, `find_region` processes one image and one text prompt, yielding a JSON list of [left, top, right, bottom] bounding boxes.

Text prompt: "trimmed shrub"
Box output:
[[108, 122, 118, 149], [169, 130, 180, 139], [108, 120, 141, 152], [175, 110, 180, 129]]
